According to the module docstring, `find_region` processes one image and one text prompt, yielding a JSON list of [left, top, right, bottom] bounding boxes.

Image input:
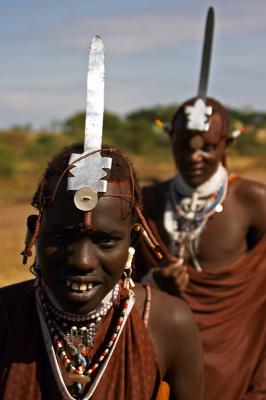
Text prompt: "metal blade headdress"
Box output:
[[185, 7, 215, 132], [67, 36, 112, 211]]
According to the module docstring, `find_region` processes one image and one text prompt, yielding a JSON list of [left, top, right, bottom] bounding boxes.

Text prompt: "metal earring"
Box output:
[[123, 247, 135, 290]]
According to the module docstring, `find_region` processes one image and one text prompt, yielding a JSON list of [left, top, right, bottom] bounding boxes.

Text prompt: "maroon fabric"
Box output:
[[0, 281, 160, 400], [135, 181, 266, 399], [182, 237, 266, 400]]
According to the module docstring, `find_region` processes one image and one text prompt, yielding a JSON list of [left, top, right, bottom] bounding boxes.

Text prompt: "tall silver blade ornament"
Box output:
[[198, 7, 214, 100], [185, 7, 215, 132], [68, 36, 112, 211]]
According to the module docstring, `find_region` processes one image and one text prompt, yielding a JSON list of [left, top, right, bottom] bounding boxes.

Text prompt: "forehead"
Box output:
[[43, 179, 132, 229], [173, 110, 225, 144]]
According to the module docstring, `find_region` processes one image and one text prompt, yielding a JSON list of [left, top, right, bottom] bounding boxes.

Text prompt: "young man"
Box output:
[[0, 36, 203, 400], [0, 144, 203, 400], [135, 96, 266, 399]]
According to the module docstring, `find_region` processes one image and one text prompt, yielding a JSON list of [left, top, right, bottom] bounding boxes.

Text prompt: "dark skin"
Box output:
[[37, 177, 204, 400], [148, 101, 266, 293]]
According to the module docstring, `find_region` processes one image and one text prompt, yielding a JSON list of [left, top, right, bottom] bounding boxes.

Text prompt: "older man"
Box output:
[[135, 95, 266, 399]]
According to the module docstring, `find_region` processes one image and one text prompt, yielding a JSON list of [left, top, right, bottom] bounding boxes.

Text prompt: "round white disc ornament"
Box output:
[[74, 187, 98, 211]]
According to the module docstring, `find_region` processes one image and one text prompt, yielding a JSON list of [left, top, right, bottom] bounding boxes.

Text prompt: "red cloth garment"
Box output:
[[0, 281, 161, 400], [182, 237, 266, 400], [135, 181, 266, 399]]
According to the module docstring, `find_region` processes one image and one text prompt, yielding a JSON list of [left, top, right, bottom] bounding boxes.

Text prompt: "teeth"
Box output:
[[65, 280, 94, 292], [72, 282, 80, 291], [79, 283, 87, 291]]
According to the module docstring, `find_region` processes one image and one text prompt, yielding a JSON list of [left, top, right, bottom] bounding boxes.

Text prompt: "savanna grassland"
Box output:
[[1, 105, 266, 287]]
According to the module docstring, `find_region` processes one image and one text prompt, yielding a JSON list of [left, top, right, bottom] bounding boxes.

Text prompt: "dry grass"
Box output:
[[0, 202, 34, 287], [0, 156, 265, 288]]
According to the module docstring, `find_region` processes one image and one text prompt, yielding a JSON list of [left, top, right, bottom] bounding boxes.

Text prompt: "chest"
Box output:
[[162, 195, 250, 270]]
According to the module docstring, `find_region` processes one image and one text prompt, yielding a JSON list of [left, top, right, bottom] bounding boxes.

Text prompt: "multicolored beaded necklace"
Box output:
[[165, 169, 229, 272], [171, 179, 228, 222], [36, 284, 135, 399]]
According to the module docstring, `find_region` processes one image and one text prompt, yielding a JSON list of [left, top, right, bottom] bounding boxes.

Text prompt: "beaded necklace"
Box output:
[[44, 283, 119, 322], [164, 168, 229, 272], [36, 285, 135, 400], [171, 180, 228, 222]]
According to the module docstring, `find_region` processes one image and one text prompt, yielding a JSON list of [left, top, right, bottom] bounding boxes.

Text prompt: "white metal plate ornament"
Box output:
[[185, 98, 212, 132], [74, 187, 98, 211]]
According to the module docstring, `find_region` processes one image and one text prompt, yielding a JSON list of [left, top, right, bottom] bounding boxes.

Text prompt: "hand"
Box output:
[[153, 257, 189, 296]]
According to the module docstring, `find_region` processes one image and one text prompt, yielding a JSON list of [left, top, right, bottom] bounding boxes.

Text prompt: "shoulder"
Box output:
[[0, 280, 35, 318], [228, 177, 266, 237], [135, 284, 200, 370], [231, 176, 266, 205], [143, 179, 172, 197], [149, 286, 197, 340], [0, 279, 34, 299], [0, 281, 32, 349], [134, 283, 196, 336], [142, 180, 172, 216]]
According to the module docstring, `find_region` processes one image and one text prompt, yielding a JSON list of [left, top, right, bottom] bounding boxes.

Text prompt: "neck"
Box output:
[[174, 163, 228, 198]]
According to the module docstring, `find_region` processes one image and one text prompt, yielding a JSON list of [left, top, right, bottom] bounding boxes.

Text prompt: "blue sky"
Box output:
[[0, 0, 265, 128]]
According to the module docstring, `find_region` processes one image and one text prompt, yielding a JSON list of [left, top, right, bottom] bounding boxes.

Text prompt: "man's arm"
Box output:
[[237, 179, 266, 245], [149, 289, 204, 400]]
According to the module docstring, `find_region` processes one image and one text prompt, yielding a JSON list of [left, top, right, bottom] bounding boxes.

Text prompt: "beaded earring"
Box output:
[[122, 247, 135, 290]]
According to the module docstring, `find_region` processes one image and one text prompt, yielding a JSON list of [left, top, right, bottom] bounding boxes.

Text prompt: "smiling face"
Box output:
[[171, 98, 229, 187], [37, 178, 132, 314]]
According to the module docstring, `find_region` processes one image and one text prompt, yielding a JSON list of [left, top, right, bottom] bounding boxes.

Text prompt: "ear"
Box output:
[[130, 223, 142, 246]]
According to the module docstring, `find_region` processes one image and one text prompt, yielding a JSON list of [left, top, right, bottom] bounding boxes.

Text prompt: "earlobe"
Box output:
[[130, 223, 142, 246]]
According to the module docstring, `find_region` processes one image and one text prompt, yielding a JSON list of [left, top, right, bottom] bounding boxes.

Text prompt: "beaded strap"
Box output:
[[142, 284, 152, 326]]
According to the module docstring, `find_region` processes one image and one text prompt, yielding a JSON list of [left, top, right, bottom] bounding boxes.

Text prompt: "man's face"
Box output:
[[37, 179, 132, 314], [171, 111, 227, 187]]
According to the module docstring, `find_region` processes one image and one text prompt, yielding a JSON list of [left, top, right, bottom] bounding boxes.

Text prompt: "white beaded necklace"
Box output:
[[44, 283, 119, 322], [164, 164, 228, 271]]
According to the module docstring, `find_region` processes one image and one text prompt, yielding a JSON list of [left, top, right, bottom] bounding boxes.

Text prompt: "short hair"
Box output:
[[32, 143, 142, 220], [171, 97, 230, 137]]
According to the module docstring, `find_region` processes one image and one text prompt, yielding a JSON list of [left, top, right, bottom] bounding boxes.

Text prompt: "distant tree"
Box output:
[[0, 142, 17, 177], [127, 105, 178, 126]]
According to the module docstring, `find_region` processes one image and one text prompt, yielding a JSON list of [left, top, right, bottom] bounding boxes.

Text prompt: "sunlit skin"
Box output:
[[36, 175, 204, 399]]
